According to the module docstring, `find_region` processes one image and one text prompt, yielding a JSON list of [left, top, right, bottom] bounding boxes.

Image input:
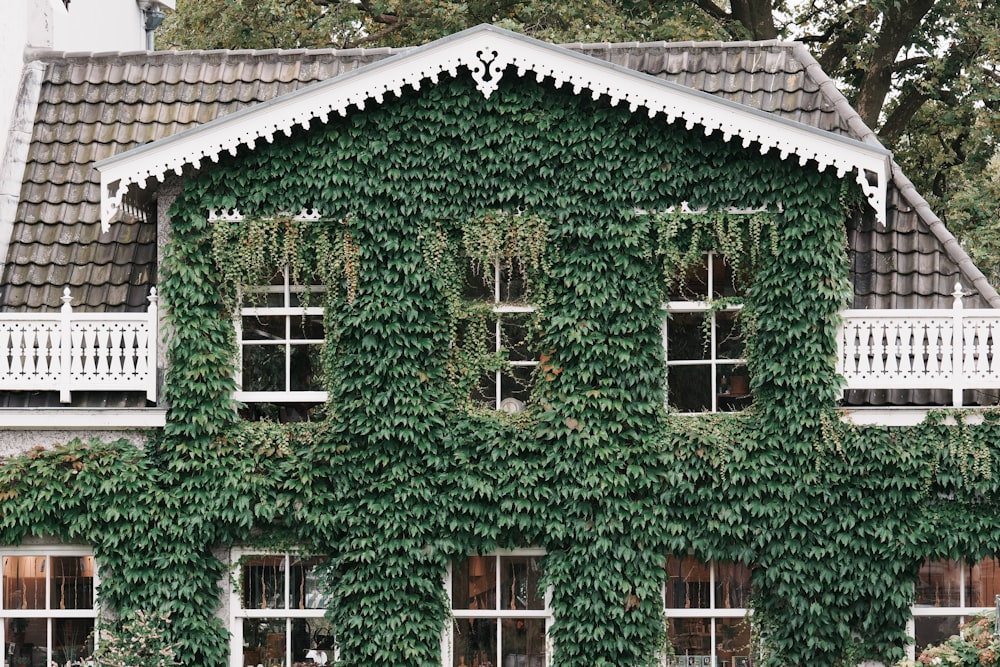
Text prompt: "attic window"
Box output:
[[236, 267, 326, 420], [664, 253, 750, 413], [464, 259, 537, 413]]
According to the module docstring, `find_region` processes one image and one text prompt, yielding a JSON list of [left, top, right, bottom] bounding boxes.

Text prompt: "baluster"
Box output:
[[859, 321, 874, 376], [107, 324, 124, 379], [122, 326, 137, 377], [0, 325, 11, 377], [60, 288, 73, 402]]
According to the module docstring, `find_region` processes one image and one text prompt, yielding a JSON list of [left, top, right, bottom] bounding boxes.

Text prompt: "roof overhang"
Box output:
[[95, 24, 892, 230]]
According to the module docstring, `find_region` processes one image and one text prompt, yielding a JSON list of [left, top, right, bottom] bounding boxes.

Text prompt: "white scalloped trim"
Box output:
[[98, 27, 889, 231]]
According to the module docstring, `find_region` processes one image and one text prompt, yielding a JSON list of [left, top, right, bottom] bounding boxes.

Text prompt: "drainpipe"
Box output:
[[144, 8, 166, 50]]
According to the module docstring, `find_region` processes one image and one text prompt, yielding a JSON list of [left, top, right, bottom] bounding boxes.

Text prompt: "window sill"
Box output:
[[0, 408, 167, 430]]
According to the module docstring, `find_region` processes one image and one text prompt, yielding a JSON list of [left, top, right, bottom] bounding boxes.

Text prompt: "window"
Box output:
[[237, 267, 326, 419], [464, 261, 538, 413], [664, 253, 750, 413], [448, 552, 551, 667], [910, 558, 1000, 658], [230, 552, 335, 667], [0, 548, 97, 667], [664, 556, 753, 667]]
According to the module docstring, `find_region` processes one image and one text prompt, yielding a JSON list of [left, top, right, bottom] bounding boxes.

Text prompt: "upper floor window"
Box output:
[[664, 555, 753, 666], [448, 551, 550, 667], [664, 253, 750, 413], [911, 557, 1000, 658], [230, 551, 334, 667], [237, 267, 326, 420], [464, 261, 538, 413], [1, 548, 97, 667]]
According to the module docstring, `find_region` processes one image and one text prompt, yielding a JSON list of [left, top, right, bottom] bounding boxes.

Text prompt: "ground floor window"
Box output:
[[0, 547, 97, 667], [910, 557, 1000, 658], [448, 551, 550, 667], [230, 552, 334, 667], [664, 555, 753, 667]]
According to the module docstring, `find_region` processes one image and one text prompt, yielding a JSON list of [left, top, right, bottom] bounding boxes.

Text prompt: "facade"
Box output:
[[4, 11, 1000, 667]]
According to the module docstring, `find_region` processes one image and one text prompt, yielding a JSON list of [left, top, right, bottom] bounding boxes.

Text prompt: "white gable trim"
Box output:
[[95, 25, 891, 230]]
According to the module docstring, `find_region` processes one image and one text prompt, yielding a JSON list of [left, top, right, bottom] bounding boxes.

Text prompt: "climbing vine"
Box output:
[[2, 68, 1000, 667]]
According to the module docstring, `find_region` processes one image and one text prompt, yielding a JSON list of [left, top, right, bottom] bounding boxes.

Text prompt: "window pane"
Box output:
[[242, 556, 287, 609], [3, 556, 46, 610], [968, 557, 1000, 606], [242, 618, 287, 667], [500, 315, 533, 362], [667, 365, 713, 413], [501, 618, 546, 667], [499, 264, 527, 303], [50, 556, 94, 610], [243, 346, 286, 392], [718, 617, 752, 665], [914, 616, 961, 654], [5, 616, 43, 663], [711, 255, 741, 299], [289, 344, 322, 392], [289, 556, 330, 610], [53, 617, 94, 666], [453, 556, 498, 611], [453, 618, 496, 667], [308, 618, 336, 661], [243, 315, 286, 341], [499, 556, 544, 611], [916, 560, 962, 606], [499, 367, 534, 406], [288, 315, 324, 341], [464, 263, 495, 301], [715, 562, 752, 609], [715, 311, 744, 360], [665, 556, 711, 609], [667, 312, 708, 361], [667, 617, 712, 659], [670, 262, 710, 301]]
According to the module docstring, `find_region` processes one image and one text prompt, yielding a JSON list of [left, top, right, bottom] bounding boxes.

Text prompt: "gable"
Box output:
[[95, 25, 891, 230]]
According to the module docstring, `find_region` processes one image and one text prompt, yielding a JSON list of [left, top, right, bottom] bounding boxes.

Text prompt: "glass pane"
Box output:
[[501, 618, 546, 667], [243, 346, 286, 392], [473, 372, 498, 410], [667, 312, 708, 361], [500, 315, 533, 362], [667, 365, 713, 413], [717, 617, 752, 666], [243, 315, 287, 341], [499, 556, 544, 611], [453, 556, 498, 611], [307, 618, 336, 663], [667, 617, 712, 660], [499, 366, 534, 406], [712, 254, 742, 299], [289, 344, 322, 392], [6, 616, 44, 665], [464, 262, 495, 301], [288, 287, 325, 308], [669, 259, 710, 301], [242, 556, 287, 609], [665, 556, 711, 609], [53, 617, 94, 666], [715, 311, 744, 360], [50, 556, 94, 610], [715, 562, 752, 610], [242, 618, 287, 667], [914, 615, 961, 654], [289, 556, 330, 610], [916, 560, 962, 607], [453, 618, 496, 667], [3, 556, 46, 610], [499, 263, 527, 303], [245, 290, 286, 309], [289, 315, 324, 341], [968, 557, 1000, 606]]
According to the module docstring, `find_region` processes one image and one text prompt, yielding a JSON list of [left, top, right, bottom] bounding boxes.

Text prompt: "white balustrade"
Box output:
[[0, 287, 157, 403], [838, 283, 1000, 406]]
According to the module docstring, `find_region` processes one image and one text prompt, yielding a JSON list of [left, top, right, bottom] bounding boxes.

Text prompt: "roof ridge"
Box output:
[[24, 44, 407, 63]]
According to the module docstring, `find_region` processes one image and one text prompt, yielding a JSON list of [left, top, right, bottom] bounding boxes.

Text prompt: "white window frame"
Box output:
[[445, 549, 552, 667], [479, 261, 537, 413], [663, 558, 753, 667], [229, 549, 334, 667], [663, 252, 748, 414], [235, 267, 327, 404], [0, 546, 99, 667]]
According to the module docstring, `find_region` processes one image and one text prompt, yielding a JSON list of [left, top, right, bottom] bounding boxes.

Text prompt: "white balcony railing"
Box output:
[[0, 287, 157, 404], [838, 283, 1000, 406]]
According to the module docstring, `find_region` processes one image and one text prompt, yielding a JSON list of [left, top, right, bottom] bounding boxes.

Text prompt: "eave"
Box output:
[[95, 25, 892, 229]]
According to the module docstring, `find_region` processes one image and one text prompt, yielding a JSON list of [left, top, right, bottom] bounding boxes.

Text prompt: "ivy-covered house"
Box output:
[[4, 21, 1000, 667]]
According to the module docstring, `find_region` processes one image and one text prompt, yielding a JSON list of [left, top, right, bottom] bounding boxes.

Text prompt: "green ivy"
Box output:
[[2, 69, 1000, 667]]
